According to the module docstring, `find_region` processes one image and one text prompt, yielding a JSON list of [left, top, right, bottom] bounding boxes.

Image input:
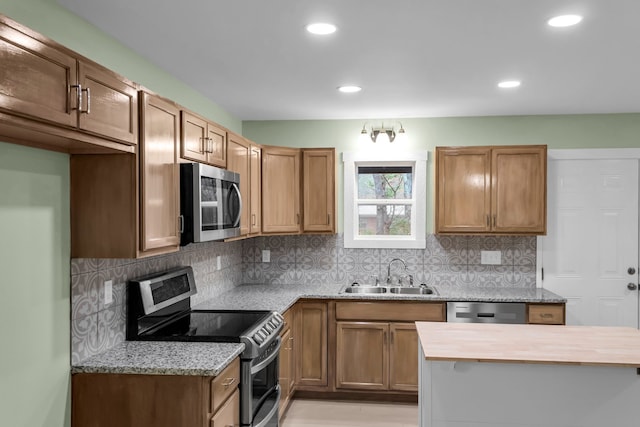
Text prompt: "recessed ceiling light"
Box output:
[[498, 80, 521, 89], [547, 14, 583, 27], [337, 85, 362, 93], [306, 23, 337, 35]]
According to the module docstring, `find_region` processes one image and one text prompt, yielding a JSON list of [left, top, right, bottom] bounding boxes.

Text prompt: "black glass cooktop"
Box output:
[[140, 310, 271, 342]]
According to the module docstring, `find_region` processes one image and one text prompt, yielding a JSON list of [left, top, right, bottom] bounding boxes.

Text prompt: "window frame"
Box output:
[[343, 150, 428, 248]]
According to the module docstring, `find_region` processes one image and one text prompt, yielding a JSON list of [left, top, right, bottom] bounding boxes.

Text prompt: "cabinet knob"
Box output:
[[628, 283, 638, 291], [628, 267, 636, 275]]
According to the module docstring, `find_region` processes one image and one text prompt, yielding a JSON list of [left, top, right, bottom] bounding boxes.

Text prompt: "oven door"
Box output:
[[242, 337, 281, 427]]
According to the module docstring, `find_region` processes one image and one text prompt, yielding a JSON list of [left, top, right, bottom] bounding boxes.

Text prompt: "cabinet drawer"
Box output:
[[211, 358, 240, 413], [211, 389, 239, 427], [527, 304, 565, 325], [336, 302, 446, 322]]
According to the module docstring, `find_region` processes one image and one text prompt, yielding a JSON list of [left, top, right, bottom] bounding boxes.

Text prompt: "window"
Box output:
[[343, 151, 428, 248]]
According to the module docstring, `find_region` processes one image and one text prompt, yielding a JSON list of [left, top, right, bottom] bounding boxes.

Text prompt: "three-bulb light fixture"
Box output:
[[360, 122, 406, 143]]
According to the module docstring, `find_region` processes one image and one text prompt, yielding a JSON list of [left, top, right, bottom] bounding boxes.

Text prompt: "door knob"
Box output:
[[628, 267, 636, 275], [627, 283, 638, 291]]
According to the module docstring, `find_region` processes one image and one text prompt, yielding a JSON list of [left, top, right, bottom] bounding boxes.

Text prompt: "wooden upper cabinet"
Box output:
[[180, 110, 226, 168], [0, 20, 77, 127], [249, 144, 262, 235], [77, 61, 138, 145], [262, 146, 301, 234], [226, 133, 251, 236], [139, 92, 180, 254], [436, 147, 491, 233], [71, 92, 180, 259], [302, 148, 336, 233], [436, 145, 547, 235], [492, 146, 547, 233], [0, 15, 138, 149]]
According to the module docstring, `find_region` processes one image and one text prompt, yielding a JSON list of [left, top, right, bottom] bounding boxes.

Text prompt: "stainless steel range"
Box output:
[[126, 266, 282, 427]]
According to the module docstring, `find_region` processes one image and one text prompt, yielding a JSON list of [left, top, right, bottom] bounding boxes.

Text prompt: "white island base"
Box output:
[[419, 353, 640, 427], [416, 323, 640, 427]]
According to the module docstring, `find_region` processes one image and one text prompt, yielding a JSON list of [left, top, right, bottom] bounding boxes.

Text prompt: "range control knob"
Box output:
[[253, 333, 264, 344]]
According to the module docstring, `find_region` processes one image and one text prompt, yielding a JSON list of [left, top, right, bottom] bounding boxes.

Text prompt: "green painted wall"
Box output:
[[0, 141, 71, 427], [244, 114, 640, 232], [0, 0, 242, 134]]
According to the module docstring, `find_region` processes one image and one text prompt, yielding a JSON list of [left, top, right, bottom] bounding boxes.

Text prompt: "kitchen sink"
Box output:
[[342, 284, 437, 295], [343, 286, 387, 294], [389, 286, 436, 295]]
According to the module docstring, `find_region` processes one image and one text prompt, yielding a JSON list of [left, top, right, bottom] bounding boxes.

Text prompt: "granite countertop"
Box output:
[[71, 341, 244, 376], [72, 283, 565, 376], [193, 282, 566, 312]]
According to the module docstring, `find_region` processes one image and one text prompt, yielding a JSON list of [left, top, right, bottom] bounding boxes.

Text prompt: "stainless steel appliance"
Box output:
[[447, 301, 526, 324], [126, 267, 282, 427], [180, 163, 242, 244]]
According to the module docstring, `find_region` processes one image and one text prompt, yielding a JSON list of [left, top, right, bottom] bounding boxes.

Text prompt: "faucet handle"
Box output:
[[369, 274, 380, 286]]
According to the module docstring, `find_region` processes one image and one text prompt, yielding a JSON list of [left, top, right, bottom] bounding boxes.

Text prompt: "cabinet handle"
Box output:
[[208, 137, 214, 153], [178, 215, 184, 233], [486, 215, 490, 227], [540, 313, 553, 318], [70, 84, 82, 111], [80, 87, 91, 114], [222, 377, 236, 388], [296, 213, 300, 224], [252, 213, 256, 226], [492, 215, 496, 227], [383, 331, 387, 346], [200, 137, 206, 154], [390, 331, 394, 344], [327, 213, 330, 225]]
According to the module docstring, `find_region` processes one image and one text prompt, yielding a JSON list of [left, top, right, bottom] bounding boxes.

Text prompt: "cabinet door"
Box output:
[[249, 145, 262, 235], [227, 133, 250, 236], [389, 323, 419, 392], [492, 146, 547, 233], [181, 111, 208, 163], [0, 20, 77, 127], [139, 92, 180, 253], [210, 389, 239, 427], [206, 122, 227, 168], [78, 61, 138, 145], [302, 149, 335, 233], [278, 328, 292, 417], [262, 147, 301, 233], [295, 302, 327, 387], [336, 322, 389, 390], [436, 147, 491, 233]]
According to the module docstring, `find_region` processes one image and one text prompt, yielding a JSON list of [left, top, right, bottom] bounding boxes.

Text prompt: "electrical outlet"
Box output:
[[262, 249, 271, 263], [216, 255, 222, 271], [481, 250, 501, 265], [104, 280, 113, 305]]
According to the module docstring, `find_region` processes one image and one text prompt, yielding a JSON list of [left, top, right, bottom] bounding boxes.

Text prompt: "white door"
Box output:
[[541, 158, 639, 327]]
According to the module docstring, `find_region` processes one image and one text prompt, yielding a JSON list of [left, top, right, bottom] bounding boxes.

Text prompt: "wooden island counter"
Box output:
[[417, 323, 640, 427]]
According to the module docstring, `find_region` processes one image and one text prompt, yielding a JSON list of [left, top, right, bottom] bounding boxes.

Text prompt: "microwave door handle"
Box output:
[[230, 182, 243, 227]]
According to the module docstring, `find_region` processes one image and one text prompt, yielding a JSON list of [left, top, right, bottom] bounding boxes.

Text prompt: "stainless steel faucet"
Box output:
[[386, 258, 407, 285]]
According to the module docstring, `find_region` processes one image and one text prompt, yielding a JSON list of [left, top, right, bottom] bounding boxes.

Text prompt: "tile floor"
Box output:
[[281, 399, 419, 427]]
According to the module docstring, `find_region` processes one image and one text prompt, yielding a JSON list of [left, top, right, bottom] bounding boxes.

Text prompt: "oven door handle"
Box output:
[[251, 336, 281, 375], [253, 385, 281, 427]]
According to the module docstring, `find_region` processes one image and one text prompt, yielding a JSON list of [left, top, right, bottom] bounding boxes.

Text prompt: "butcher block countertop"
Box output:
[[416, 322, 640, 368]]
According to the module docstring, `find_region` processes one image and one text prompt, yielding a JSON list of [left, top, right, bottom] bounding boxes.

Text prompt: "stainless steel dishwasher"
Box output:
[[447, 302, 526, 324]]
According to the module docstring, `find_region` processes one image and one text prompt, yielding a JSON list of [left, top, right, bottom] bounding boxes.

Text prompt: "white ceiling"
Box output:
[[56, 0, 640, 121]]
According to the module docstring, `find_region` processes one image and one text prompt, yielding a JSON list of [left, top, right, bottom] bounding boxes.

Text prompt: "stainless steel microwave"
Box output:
[[180, 163, 242, 244]]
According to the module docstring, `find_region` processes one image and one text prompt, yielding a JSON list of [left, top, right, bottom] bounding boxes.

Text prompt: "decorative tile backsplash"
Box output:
[[71, 240, 242, 364], [71, 233, 536, 363], [242, 234, 536, 288]]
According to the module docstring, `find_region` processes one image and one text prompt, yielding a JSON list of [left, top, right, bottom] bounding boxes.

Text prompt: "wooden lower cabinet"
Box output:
[[336, 322, 389, 390], [295, 301, 328, 388], [335, 321, 418, 392], [279, 307, 296, 417], [72, 358, 240, 427]]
